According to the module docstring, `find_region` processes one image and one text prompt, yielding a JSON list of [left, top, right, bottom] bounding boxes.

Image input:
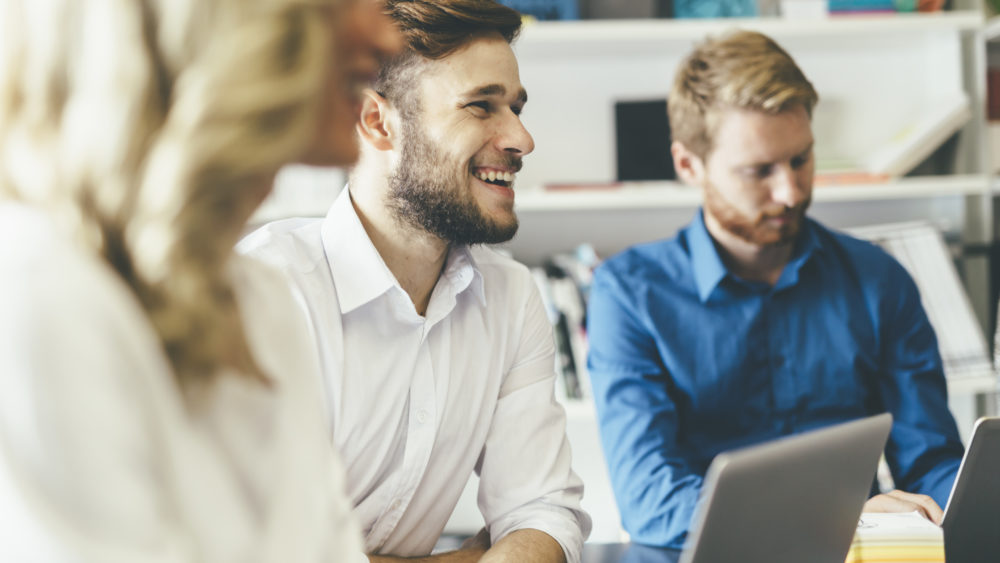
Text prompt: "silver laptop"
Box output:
[[941, 416, 1000, 563], [679, 413, 893, 563]]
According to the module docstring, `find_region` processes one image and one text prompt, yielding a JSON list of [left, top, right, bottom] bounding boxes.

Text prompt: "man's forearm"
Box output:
[[367, 549, 485, 563], [479, 529, 566, 563], [367, 529, 490, 563]]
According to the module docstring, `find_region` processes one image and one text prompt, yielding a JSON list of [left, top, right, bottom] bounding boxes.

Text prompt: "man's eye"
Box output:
[[742, 166, 770, 179], [466, 101, 490, 113]]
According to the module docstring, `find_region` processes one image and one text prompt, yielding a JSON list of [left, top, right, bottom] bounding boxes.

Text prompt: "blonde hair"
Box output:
[[0, 0, 337, 386], [668, 30, 819, 159]]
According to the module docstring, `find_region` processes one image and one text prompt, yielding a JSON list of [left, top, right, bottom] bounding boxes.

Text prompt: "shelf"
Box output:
[[984, 14, 1000, 41], [947, 374, 999, 396], [517, 11, 984, 55], [514, 175, 991, 212]]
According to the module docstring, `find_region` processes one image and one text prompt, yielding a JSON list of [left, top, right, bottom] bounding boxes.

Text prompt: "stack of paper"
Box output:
[[845, 512, 943, 563]]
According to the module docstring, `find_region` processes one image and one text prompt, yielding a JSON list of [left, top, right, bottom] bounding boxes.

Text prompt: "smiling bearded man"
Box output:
[[238, 1, 591, 563]]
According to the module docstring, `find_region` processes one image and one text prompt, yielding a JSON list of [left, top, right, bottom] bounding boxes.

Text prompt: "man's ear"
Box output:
[[671, 141, 706, 187], [357, 89, 396, 151]]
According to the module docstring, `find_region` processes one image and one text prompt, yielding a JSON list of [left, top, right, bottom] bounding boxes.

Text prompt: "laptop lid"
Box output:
[[941, 416, 1000, 563], [679, 413, 893, 563]]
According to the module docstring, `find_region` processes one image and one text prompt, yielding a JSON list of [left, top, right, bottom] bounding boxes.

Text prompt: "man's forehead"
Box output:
[[715, 106, 812, 142], [459, 83, 528, 103], [416, 36, 524, 98]]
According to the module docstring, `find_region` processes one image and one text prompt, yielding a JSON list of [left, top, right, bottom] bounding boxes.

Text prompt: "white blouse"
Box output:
[[0, 203, 367, 563]]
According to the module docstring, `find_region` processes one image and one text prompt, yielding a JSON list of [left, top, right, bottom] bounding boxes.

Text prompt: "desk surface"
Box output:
[[582, 543, 681, 563]]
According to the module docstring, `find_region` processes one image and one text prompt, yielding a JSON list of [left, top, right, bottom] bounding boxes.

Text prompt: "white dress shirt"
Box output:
[[239, 188, 591, 562], [0, 203, 367, 563]]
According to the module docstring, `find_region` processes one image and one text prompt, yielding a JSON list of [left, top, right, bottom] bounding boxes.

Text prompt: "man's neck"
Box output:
[[348, 181, 449, 317], [703, 213, 795, 286]]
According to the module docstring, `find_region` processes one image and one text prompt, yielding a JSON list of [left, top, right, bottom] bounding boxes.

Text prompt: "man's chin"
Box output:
[[735, 224, 800, 247], [475, 223, 519, 245]]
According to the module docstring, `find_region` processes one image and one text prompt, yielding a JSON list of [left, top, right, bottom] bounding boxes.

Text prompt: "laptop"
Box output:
[[941, 416, 1000, 563], [679, 413, 893, 563]]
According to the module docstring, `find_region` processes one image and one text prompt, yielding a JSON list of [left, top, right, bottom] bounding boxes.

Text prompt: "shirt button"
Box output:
[[416, 409, 430, 424]]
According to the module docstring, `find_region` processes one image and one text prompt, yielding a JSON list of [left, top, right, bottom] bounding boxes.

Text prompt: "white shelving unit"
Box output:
[[513, 11, 986, 190]]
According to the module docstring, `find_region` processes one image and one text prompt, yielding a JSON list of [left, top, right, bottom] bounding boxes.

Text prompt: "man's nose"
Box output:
[[771, 165, 808, 208], [496, 110, 534, 156]]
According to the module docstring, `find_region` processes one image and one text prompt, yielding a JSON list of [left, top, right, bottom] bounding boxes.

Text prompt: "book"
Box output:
[[862, 93, 971, 177], [845, 511, 944, 563]]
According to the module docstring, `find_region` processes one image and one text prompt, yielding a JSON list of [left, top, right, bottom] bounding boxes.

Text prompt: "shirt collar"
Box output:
[[686, 210, 729, 303], [321, 188, 396, 314], [321, 187, 486, 314], [686, 210, 824, 302], [439, 245, 487, 309]]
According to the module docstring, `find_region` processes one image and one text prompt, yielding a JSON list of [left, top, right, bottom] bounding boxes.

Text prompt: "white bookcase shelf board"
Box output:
[[514, 175, 992, 212], [983, 14, 1000, 42], [518, 11, 983, 50]]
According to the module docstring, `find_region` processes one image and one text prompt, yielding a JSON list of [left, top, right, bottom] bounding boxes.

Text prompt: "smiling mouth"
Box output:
[[474, 169, 516, 188]]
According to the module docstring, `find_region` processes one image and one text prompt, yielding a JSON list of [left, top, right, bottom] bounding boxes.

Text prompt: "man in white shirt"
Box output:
[[238, 1, 591, 562]]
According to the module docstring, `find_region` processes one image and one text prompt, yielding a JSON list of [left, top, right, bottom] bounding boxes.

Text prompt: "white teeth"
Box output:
[[475, 170, 516, 184]]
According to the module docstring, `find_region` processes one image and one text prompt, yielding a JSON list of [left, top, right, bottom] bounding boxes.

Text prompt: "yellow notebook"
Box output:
[[845, 512, 944, 563]]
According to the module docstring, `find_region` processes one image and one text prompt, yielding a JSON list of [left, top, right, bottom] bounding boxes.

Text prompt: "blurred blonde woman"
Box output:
[[0, 0, 399, 560]]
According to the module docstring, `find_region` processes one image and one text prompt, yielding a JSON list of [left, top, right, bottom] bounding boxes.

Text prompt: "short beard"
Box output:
[[703, 180, 809, 246], [386, 117, 519, 246]]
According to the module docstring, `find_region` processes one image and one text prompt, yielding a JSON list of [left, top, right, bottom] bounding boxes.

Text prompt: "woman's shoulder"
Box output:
[[0, 203, 172, 392]]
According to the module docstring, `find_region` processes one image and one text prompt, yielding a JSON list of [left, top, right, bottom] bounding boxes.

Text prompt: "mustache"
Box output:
[[471, 154, 523, 173], [759, 200, 810, 220]]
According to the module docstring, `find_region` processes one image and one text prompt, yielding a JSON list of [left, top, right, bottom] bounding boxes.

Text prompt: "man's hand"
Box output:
[[863, 490, 944, 525]]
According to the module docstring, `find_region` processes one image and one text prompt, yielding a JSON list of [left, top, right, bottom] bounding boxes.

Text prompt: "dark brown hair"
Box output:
[[374, 0, 522, 113]]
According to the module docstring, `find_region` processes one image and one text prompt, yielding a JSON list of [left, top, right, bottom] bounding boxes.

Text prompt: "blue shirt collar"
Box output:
[[687, 210, 729, 303], [686, 209, 824, 302]]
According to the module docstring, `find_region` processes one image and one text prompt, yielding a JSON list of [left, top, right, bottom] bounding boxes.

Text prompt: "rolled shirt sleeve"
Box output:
[[476, 281, 591, 563]]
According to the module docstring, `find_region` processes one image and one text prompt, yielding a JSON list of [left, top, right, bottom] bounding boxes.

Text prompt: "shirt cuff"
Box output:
[[489, 504, 591, 563]]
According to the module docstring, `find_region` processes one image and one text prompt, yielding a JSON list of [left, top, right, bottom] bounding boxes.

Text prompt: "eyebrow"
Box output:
[[739, 142, 815, 168], [460, 84, 528, 104]]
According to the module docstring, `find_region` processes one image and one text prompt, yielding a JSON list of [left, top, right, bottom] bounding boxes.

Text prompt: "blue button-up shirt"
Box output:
[[586, 211, 963, 549]]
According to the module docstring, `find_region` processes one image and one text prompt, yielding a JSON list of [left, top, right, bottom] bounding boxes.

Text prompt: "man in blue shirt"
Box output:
[[586, 30, 964, 549]]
